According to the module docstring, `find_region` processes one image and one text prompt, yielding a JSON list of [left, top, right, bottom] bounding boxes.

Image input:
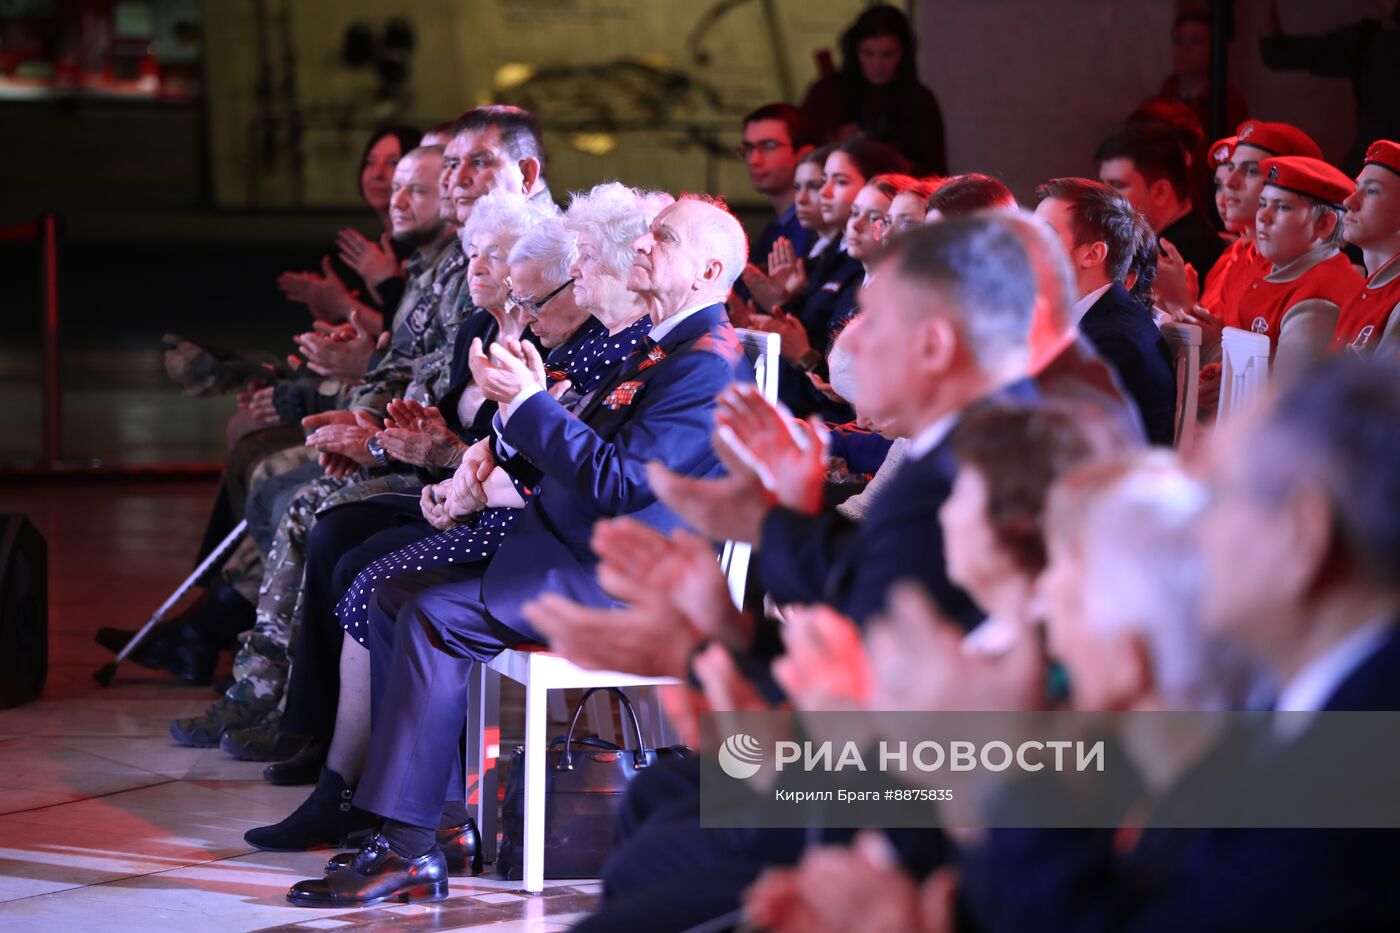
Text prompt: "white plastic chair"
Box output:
[[468, 328, 780, 893], [1216, 325, 1271, 424], [1160, 322, 1201, 454]]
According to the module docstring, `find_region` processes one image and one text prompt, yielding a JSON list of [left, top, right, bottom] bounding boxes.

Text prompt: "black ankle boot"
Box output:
[[263, 739, 329, 786], [244, 767, 376, 851]]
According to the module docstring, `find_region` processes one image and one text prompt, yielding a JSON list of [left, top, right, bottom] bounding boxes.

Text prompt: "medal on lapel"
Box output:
[[638, 344, 668, 370], [604, 380, 645, 410]]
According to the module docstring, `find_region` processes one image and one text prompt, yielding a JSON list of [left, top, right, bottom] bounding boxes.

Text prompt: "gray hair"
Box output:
[[1070, 452, 1254, 710], [981, 208, 1076, 338], [872, 215, 1035, 371], [508, 217, 577, 284], [462, 187, 560, 250], [566, 182, 674, 279], [678, 193, 748, 292], [1251, 356, 1400, 591]]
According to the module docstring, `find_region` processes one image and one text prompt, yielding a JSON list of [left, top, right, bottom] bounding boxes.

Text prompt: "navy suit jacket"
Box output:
[[756, 378, 1040, 629], [959, 624, 1400, 933], [1079, 283, 1177, 447], [482, 304, 753, 633]]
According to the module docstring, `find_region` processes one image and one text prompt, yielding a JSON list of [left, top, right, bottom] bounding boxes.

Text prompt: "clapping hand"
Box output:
[[278, 258, 356, 323], [716, 383, 827, 515], [766, 237, 808, 302], [295, 308, 378, 380], [750, 309, 814, 363], [772, 604, 872, 712], [1154, 239, 1200, 315], [301, 409, 357, 431], [468, 336, 548, 405], [745, 832, 923, 933], [336, 229, 400, 294], [866, 583, 1046, 713], [380, 398, 466, 468], [592, 517, 750, 647], [1177, 303, 1225, 349], [237, 383, 280, 427], [305, 409, 382, 467]]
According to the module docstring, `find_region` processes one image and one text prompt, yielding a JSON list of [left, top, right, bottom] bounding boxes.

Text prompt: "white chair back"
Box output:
[[736, 327, 780, 404], [1160, 322, 1201, 454], [721, 329, 781, 607], [1217, 326, 1271, 423]]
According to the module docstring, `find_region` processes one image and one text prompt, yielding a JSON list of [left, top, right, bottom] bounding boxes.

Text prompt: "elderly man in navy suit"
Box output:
[[1035, 177, 1178, 446], [282, 195, 752, 908]]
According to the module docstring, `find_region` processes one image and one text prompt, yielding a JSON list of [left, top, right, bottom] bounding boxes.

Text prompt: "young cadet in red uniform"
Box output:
[[1333, 140, 1400, 356], [1163, 121, 1323, 349], [1235, 155, 1361, 376]]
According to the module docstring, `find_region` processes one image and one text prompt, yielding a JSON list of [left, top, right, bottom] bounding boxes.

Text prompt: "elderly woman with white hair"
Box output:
[[242, 181, 677, 859], [567, 181, 673, 335], [243, 187, 557, 853]]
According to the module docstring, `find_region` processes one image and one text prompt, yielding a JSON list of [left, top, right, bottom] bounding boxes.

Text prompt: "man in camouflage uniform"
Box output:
[[171, 107, 555, 755]]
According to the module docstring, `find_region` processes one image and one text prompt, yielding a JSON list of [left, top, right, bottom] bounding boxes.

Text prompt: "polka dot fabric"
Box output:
[[334, 316, 653, 641]]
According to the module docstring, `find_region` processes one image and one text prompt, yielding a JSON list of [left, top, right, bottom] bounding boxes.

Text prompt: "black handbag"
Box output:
[[497, 687, 689, 879]]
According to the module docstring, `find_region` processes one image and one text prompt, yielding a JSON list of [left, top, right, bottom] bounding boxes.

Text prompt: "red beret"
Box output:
[[1208, 136, 1236, 170], [1363, 140, 1400, 177], [1234, 120, 1323, 160], [1260, 156, 1354, 207]]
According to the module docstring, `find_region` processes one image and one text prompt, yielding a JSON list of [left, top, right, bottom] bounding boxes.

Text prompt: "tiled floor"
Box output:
[[0, 481, 597, 931]]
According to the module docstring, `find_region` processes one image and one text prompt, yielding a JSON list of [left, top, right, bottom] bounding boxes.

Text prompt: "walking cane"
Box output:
[[93, 519, 249, 687]]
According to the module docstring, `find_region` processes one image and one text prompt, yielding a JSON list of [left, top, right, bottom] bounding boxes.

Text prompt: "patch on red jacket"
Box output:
[[603, 380, 645, 410]]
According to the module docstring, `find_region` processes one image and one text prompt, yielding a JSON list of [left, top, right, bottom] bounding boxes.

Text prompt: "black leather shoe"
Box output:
[[325, 820, 482, 877], [263, 739, 328, 786], [287, 832, 448, 908], [245, 767, 376, 851]]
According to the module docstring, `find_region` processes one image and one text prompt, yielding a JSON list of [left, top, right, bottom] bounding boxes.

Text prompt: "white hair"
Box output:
[[462, 187, 560, 250], [565, 182, 673, 279], [679, 194, 748, 292], [1076, 453, 1254, 710], [508, 217, 577, 284]]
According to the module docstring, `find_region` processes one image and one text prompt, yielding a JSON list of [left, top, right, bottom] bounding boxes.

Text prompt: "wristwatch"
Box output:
[[795, 349, 823, 373], [366, 435, 389, 468]]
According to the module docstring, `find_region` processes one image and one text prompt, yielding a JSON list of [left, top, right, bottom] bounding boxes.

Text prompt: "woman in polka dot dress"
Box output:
[[333, 315, 650, 640], [244, 182, 673, 855]]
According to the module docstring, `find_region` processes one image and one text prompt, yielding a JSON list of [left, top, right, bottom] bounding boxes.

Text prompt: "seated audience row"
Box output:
[[108, 77, 1400, 931]]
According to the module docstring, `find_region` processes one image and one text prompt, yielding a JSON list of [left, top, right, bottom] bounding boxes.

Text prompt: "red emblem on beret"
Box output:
[[1234, 121, 1322, 159], [1259, 156, 1353, 207]]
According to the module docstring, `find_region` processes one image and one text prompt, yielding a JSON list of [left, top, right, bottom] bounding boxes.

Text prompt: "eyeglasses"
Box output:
[[506, 278, 574, 317], [736, 140, 792, 160]]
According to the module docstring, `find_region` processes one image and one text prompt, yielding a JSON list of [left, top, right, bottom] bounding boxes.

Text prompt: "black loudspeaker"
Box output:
[[0, 513, 48, 709]]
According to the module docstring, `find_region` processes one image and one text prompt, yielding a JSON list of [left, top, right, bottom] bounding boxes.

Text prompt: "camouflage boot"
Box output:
[[169, 694, 275, 748], [220, 707, 313, 762]]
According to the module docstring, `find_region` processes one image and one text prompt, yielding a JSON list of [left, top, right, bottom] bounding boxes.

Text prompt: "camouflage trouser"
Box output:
[[223, 470, 424, 706], [219, 444, 321, 604]]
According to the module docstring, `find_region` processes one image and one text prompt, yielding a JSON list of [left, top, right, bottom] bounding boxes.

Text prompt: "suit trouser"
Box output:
[[353, 563, 537, 828], [280, 497, 435, 739]]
